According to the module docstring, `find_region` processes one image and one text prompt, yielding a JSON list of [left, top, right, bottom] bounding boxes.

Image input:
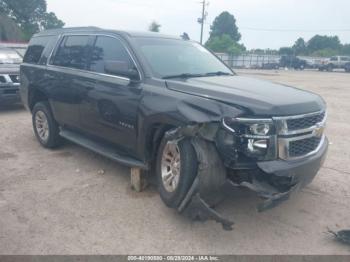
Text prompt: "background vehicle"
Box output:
[[279, 55, 307, 70], [20, 28, 328, 229], [261, 62, 279, 70], [319, 56, 350, 71], [0, 48, 21, 105]]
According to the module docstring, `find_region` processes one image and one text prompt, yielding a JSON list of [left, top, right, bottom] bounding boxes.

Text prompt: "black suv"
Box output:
[[20, 27, 328, 229], [0, 48, 22, 105]]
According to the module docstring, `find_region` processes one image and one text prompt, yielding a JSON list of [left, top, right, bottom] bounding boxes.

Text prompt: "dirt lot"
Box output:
[[0, 69, 349, 255]]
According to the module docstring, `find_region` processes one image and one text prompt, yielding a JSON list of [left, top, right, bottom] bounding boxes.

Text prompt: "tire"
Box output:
[[327, 64, 334, 72], [156, 136, 198, 208], [32, 101, 62, 148]]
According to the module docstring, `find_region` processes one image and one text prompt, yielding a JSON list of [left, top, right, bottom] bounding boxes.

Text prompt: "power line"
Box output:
[[240, 27, 350, 32]]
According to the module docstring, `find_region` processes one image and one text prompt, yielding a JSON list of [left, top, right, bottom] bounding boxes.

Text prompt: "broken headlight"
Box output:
[[222, 117, 277, 160]]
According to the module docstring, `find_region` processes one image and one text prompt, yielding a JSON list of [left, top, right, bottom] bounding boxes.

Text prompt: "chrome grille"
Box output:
[[274, 111, 326, 160], [9, 75, 19, 83], [287, 111, 325, 131], [289, 136, 322, 157]]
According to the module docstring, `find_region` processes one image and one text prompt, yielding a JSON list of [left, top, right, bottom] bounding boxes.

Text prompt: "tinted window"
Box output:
[[23, 36, 52, 64], [340, 57, 350, 61], [52, 35, 90, 70], [330, 57, 338, 61], [134, 38, 232, 78], [90, 36, 133, 75]]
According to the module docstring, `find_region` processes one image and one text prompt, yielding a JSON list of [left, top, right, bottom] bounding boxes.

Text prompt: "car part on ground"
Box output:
[[328, 229, 350, 246]]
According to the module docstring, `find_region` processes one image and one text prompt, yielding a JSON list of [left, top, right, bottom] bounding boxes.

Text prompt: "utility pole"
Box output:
[[197, 0, 208, 44]]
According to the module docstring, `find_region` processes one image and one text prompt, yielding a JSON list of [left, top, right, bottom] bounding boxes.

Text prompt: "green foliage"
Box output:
[[307, 35, 341, 53], [293, 38, 306, 55], [205, 11, 244, 55], [209, 11, 241, 42], [0, 15, 22, 41], [310, 48, 339, 57], [149, 21, 161, 32], [279, 47, 294, 55], [282, 35, 349, 57], [205, 34, 245, 55], [0, 0, 64, 40], [341, 44, 350, 55]]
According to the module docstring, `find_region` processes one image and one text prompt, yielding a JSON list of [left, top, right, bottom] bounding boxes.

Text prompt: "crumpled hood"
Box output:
[[165, 75, 325, 116]]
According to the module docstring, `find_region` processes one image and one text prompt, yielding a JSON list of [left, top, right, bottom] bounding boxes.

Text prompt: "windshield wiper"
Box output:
[[204, 71, 233, 76], [162, 73, 206, 79]]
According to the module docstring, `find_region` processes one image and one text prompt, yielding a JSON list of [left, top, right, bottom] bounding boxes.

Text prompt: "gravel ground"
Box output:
[[0, 69, 349, 255]]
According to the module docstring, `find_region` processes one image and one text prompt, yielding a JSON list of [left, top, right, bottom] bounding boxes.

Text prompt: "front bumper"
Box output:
[[258, 136, 328, 189], [0, 87, 20, 105], [247, 136, 328, 211]]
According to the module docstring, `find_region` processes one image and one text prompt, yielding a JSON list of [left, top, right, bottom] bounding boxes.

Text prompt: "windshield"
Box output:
[[0, 49, 22, 65], [134, 37, 233, 78]]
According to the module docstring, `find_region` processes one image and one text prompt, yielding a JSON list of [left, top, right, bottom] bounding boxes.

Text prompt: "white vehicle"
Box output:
[[319, 56, 350, 72]]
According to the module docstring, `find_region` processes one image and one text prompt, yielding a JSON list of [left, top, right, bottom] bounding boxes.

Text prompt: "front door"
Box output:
[[80, 35, 142, 156]]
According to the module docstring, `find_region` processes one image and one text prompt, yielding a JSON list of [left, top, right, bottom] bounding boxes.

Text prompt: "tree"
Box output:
[[0, 15, 22, 41], [205, 34, 245, 55], [148, 21, 161, 32], [341, 44, 350, 56], [0, 0, 64, 40], [310, 48, 338, 57], [40, 12, 64, 30], [279, 47, 294, 55], [307, 35, 341, 54], [293, 38, 306, 55], [208, 11, 241, 42]]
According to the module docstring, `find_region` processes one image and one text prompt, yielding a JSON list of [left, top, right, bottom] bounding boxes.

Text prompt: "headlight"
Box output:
[[222, 117, 277, 160], [249, 123, 271, 136]]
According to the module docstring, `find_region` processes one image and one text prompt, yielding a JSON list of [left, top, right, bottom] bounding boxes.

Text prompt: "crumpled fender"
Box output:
[[164, 126, 234, 230]]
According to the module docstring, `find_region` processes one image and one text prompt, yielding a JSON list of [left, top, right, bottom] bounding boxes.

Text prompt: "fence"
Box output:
[[215, 53, 325, 69]]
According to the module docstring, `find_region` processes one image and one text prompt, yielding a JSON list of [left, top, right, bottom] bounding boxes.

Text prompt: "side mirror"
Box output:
[[104, 60, 139, 80]]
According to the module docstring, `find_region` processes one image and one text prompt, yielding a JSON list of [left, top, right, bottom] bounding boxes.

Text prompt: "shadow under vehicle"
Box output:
[[20, 27, 328, 230]]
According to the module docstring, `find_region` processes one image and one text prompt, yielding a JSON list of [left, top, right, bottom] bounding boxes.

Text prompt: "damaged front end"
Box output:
[[164, 112, 328, 230]]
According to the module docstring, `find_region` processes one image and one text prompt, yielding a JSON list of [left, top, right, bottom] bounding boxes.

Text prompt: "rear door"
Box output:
[[80, 35, 142, 156], [48, 35, 95, 128]]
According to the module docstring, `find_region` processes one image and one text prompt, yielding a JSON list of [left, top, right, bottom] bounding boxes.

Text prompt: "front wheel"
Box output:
[[327, 64, 334, 72], [32, 102, 62, 148], [156, 137, 198, 208]]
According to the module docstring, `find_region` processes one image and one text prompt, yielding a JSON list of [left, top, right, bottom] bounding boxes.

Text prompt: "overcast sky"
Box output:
[[46, 0, 350, 49]]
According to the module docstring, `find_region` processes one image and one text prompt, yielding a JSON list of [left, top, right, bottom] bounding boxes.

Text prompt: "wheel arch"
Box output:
[[29, 88, 49, 112]]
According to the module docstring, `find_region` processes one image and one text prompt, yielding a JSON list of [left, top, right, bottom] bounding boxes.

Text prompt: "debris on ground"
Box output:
[[327, 229, 350, 245], [97, 169, 105, 175]]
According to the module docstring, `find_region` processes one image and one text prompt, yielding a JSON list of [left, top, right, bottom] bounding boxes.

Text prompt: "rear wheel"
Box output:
[[156, 136, 198, 208], [32, 102, 62, 148]]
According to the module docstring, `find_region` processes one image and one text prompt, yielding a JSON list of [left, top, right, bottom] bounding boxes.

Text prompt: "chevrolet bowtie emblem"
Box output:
[[314, 123, 325, 137]]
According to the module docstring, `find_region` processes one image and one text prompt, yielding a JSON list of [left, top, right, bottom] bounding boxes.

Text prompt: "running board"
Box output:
[[59, 129, 147, 169]]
